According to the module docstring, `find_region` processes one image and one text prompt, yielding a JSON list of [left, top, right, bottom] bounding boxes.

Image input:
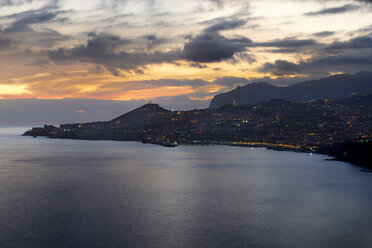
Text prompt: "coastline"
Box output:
[[22, 133, 370, 169]]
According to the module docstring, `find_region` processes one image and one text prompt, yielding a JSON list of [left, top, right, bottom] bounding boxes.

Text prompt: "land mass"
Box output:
[[24, 94, 372, 168], [210, 71, 372, 108]]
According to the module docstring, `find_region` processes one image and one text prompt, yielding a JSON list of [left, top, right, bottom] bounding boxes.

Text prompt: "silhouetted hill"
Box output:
[[111, 103, 171, 128], [209, 71, 372, 108], [113, 103, 169, 121]]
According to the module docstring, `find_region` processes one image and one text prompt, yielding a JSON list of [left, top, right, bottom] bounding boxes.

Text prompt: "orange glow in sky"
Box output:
[[0, 0, 371, 104]]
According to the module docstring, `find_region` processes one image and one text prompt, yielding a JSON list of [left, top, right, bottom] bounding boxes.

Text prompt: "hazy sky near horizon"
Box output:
[[0, 0, 372, 106]]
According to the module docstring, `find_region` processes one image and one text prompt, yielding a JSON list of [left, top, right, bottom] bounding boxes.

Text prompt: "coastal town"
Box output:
[[24, 94, 372, 157]]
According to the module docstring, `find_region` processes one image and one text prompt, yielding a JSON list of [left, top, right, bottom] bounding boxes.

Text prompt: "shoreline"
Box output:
[[23, 133, 371, 169]]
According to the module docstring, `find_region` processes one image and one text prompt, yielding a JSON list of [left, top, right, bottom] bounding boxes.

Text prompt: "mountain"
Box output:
[[209, 71, 372, 108]]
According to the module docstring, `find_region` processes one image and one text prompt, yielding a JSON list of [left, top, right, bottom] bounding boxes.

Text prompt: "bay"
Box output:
[[0, 127, 371, 248]]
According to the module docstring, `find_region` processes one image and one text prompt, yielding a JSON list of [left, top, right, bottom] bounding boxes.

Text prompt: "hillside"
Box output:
[[209, 71, 372, 108]]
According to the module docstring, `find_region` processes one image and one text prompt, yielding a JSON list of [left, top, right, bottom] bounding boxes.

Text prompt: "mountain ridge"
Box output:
[[209, 71, 372, 108]]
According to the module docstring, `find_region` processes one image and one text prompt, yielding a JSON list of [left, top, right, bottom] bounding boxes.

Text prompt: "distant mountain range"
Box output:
[[209, 71, 372, 108]]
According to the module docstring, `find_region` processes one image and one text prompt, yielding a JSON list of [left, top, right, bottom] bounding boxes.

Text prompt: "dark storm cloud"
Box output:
[[48, 33, 180, 73], [304, 4, 360, 16], [260, 35, 372, 76], [315, 53, 372, 65], [182, 33, 250, 62], [254, 33, 372, 75], [253, 38, 317, 48], [260, 53, 372, 76], [313, 31, 335, 37], [257, 34, 372, 55], [326, 36, 372, 51], [182, 19, 252, 62]]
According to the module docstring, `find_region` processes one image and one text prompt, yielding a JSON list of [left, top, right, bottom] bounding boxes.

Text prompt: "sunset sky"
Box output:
[[0, 0, 372, 109]]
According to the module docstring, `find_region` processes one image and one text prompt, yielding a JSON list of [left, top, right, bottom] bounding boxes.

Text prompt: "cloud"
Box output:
[[212, 76, 249, 86], [182, 19, 251, 62], [0, 1, 68, 48], [1, 0, 370, 101], [5, 10, 58, 33], [48, 33, 180, 73], [314, 53, 372, 66], [0, 0, 33, 6], [326, 36, 372, 51], [48, 19, 253, 72], [97, 78, 209, 91], [207, 0, 224, 8], [260, 52, 372, 76], [256, 33, 369, 56], [251, 37, 320, 54], [253, 38, 317, 48], [182, 32, 250, 62], [0, 37, 12, 50], [143, 35, 167, 50], [232, 52, 256, 63], [304, 4, 360, 16], [190, 62, 208, 69], [260, 60, 301, 76], [313, 31, 335, 37], [99, 0, 129, 9], [259, 34, 372, 74], [264, 48, 304, 54], [204, 19, 247, 32], [18, 73, 252, 105], [24, 58, 51, 67], [356, 0, 372, 3]]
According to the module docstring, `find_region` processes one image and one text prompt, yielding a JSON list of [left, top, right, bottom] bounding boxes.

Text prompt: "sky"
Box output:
[[0, 0, 372, 123]]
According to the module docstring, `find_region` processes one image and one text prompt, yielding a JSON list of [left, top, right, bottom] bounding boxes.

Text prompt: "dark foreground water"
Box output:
[[0, 127, 371, 248]]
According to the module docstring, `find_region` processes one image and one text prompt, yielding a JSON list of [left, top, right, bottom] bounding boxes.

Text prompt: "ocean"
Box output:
[[0, 127, 371, 248]]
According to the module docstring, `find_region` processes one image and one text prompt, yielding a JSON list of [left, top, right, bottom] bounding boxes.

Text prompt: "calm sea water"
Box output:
[[0, 127, 371, 248]]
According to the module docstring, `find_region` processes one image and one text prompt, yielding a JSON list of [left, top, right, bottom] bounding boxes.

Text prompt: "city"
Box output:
[[24, 94, 372, 166]]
